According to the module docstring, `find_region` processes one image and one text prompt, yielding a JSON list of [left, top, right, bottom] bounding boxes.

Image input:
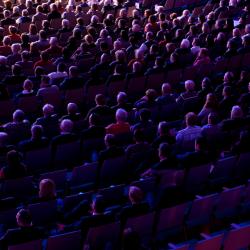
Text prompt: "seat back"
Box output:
[[85, 222, 120, 250], [184, 163, 212, 195], [186, 193, 218, 228], [127, 76, 146, 98], [8, 239, 42, 250], [215, 185, 244, 220], [194, 234, 223, 250], [3, 176, 34, 199], [107, 79, 126, 99], [24, 146, 51, 174], [47, 230, 81, 250], [50, 18, 62, 29], [28, 200, 57, 226], [53, 140, 81, 169], [17, 96, 39, 114], [39, 169, 67, 190], [223, 224, 250, 250], [100, 156, 128, 187], [156, 203, 190, 233], [64, 88, 84, 105], [125, 212, 155, 243], [236, 152, 250, 179], [146, 73, 165, 91]]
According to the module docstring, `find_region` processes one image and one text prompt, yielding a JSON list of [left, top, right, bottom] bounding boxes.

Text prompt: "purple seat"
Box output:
[[209, 156, 237, 186], [182, 66, 197, 81], [125, 212, 155, 244], [166, 69, 182, 86], [2, 176, 34, 199], [157, 170, 185, 189], [39, 169, 67, 190], [8, 239, 42, 250], [28, 200, 57, 226], [64, 87, 85, 106], [194, 233, 223, 250], [107, 79, 126, 99], [168, 244, 189, 250], [0, 208, 18, 229], [236, 152, 250, 180], [17, 96, 40, 114], [53, 140, 81, 169], [98, 184, 126, 206], [227, 54, 243, 71], [241, 180, 250, 215], [84, 222, 120, 250], [63, 192, 94, 212], [215, 185, 244, 220], [183, 163, 212, 196], [158, 103, 181, 121], [100, 156, 128, 187], [81, 138, 105, 162], [126, 75, 146, 98], [130, 177, 156, 194], [241, 52, 250, 68], [156, 203, 190, 240], [223, 223, 250, 250], [47, 230, 81, 250], [146, 72, 165, 91], [70, 163, 98, 193], [0, 100, 14, 120], [186, 193, 218, 229], [24, 146, 51, 174], [85, 84, 106, 106]]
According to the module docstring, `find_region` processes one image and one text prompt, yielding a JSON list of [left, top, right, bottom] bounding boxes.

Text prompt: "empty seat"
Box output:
[[236, 152, 250, 180], [46, 230, 81, 250], [194, 233, 223, 250], [146, 72, 165, 91], [8, 239, 42, 250], [64, 87, 85, 106], [215, 185, 244, 220], [84, 222, 120, 250]]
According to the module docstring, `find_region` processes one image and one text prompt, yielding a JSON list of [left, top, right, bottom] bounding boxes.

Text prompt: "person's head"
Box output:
[[158, 121, 170, 136], [62, 18, 69, 28], [158, 142, 171, 160], [11, 43, 21, 55], [0, 132, 8, 147], [67, 102, 78, 115], [243, 35, 250, 47], [0, 56, 7, 66], [128, 186, 143, 204], [223, 86, 232, 97], [40, 51, 49, 62], [104, 133, 116, 148], [16, 209, 32, 227], [68, 66, 78, 78], [31, 125, 43, 140], [89, 113, 100, 126], [195, 136, 206, 151], [3, 36, 11, 46], [208, 112, 218, 125], [161, 83, 171, 95], [117, 92, 127, 105], [133, 129, 144, 143], [34, 66, 44, 77], [7, 150, 21, 167], [91, 195, 105, 214], [42, 104, 54, 117], [115, 50, 126, 63], [145, 89, 157, 102], [132, 61, 142, 73], [201, 77, 211, 89], [185, 80, 195, 92], [198, 48, 209, 58], [139, 109, 151, 122], [21, 50, 30, 61], [223, 71, 234, 83], [39, 30, 47, 40], [23, 79, 33, 92], [60, 119, 73, 133], [116, 108, 127, 123], [185, 112, 197, 127], [40, 75, 50, 87], [12, 64, 22, 76], [13, 109, 25, 122], [204, 93, 217, 109], [231, 105, 243, 119], [49, 37, 58, 47], [180, 39, 190, 49], [21, 9, 29, 17], [9, 25, 18, 35], [95, 94, 106, 106], [39, 178, 56, 200]]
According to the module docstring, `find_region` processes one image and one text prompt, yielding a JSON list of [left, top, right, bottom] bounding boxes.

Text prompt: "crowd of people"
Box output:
[[0, 0, 249, 248]]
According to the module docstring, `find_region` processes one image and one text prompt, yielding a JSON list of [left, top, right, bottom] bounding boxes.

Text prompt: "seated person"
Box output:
[[142, 142, 177, 177], [0, 150, 27, 180], [0, 209, 45, 250], [106, 108, 130, 135], [38, 178, 57, 202], [98, 134, 125, 165], [119, 186, 149, 224], [18, 125, 49, 151], [177, 136, 211, 169]]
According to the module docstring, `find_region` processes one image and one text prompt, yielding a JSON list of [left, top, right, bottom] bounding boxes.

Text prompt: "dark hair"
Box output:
[[133, 129, 144, 142]]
